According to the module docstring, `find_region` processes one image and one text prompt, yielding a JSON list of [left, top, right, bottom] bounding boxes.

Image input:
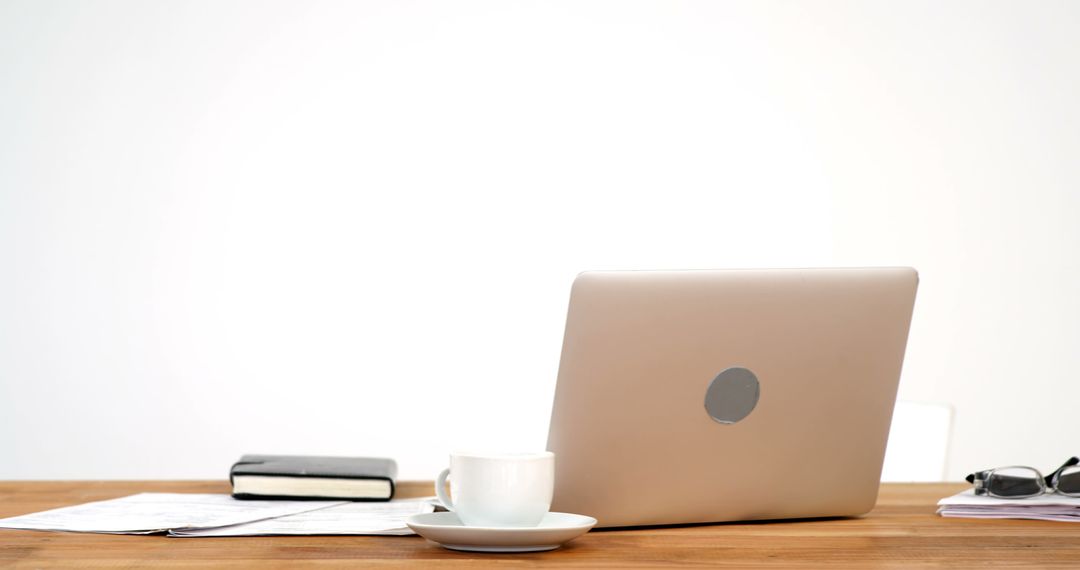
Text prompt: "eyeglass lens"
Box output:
[[987, 467, 1043, 497], [1056, 466, 1080, 495]]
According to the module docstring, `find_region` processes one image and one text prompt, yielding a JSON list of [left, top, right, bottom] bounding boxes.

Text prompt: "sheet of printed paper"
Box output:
[[0, 493, 346, 534], [170, 497, 437, 536], [937, 489, 1080, 522], [939, 510, 1080, 522], [937, 489, 1080, 507]]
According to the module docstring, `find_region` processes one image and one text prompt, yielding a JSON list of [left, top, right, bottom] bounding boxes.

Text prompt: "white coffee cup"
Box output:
[[435, 451, 555, 527]]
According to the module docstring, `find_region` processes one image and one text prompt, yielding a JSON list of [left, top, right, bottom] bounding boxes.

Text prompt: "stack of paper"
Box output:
[[0, 493, 436, 536], [937, 489, 1080, 522]]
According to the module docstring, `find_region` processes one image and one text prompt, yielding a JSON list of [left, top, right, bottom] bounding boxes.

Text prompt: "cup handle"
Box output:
[[435, 468, 454, 511]]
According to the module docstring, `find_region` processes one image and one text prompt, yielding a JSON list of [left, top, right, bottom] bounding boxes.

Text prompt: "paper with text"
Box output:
[[937, 489, 1080, 522], [0, 493, 345, 534], [170, 497, 437, 536]]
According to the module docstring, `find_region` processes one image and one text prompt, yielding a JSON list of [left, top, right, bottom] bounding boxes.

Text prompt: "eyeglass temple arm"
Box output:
[[1045, 456, 1080, 486]]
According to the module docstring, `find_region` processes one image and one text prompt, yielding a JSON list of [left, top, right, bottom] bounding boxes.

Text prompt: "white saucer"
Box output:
[[406, 511, 597, 553]]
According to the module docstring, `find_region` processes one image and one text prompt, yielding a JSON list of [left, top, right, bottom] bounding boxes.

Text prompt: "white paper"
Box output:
[[940, 510, 1080, 522], [938, 489, 1080, 507], [0, 493, 345, 534], [937, 489, 1080, 522], [170, 497, 437, 537]]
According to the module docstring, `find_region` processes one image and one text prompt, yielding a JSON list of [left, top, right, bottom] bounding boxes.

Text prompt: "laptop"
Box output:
[[546, 268, 918, 527]]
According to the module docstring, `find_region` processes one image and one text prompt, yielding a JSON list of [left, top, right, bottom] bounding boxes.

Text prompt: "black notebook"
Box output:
[[230, 455, 397, 501]]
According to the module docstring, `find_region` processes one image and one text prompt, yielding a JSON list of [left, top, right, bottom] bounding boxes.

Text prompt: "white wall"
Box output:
[[2, 0, 1077, 482]]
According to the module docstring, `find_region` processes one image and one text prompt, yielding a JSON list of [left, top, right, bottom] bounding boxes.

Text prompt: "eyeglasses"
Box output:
[[966, 457, 1080, 499]]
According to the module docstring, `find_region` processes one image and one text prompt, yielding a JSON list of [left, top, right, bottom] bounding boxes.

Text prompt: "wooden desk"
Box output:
[[1, 481, 1077, 568]]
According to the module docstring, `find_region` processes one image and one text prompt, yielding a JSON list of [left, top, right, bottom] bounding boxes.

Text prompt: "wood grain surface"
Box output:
[[1, 481, 1078, 568]]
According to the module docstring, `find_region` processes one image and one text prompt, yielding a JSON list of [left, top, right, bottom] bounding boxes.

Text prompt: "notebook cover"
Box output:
[[230, 454, 397, 501]]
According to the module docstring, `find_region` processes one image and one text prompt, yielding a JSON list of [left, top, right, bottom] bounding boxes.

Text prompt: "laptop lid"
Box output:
[[546, 268, 918, 527]]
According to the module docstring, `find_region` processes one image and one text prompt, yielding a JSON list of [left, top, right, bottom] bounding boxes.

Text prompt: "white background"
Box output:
[[1, 0, 1077, 481]]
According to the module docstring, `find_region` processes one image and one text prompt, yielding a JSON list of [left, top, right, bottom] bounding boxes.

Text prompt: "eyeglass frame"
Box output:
[[966, 456, 1080, 499]]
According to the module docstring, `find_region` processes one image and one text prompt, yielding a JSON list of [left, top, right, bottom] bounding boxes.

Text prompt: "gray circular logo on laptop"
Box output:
[[704, 367, 760, 424]]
